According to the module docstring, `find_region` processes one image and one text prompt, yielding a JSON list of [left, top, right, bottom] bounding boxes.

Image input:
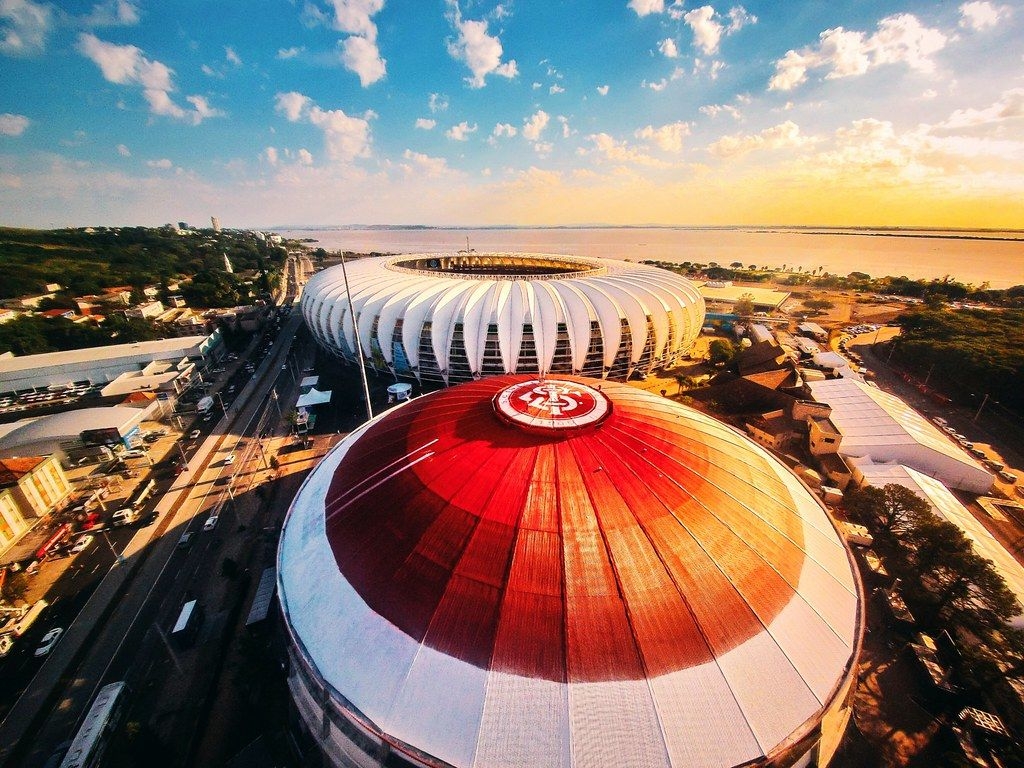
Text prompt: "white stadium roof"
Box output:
[[300, 253, 705, 386], [806, 378, 992, 494]]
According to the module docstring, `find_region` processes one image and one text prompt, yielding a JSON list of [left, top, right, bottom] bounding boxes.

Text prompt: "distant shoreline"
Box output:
[[277, 224, 1024, 243]]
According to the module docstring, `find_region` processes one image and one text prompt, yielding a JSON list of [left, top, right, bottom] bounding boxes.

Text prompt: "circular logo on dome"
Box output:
[[494, 379, 610, 432]]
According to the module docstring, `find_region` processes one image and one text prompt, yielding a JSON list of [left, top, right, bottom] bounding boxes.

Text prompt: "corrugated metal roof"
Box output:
[[278, 376, 861, 768]]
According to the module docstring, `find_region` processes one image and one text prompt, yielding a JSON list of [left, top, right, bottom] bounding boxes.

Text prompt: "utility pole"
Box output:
[[340, 250, 373, 422], [973, 393, 990, 423]]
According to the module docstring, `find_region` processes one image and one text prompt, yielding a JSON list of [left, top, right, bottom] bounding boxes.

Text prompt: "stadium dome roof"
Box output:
[[299, 253, 705, 385], [278, 376, 862, 768]]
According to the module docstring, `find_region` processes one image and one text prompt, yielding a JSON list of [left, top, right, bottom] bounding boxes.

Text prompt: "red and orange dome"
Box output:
[[279, 376, 862, 768]]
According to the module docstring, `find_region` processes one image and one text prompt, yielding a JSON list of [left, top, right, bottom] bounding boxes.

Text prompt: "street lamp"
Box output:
[[973, 393, 993, 423], [101, 530, 126, 566]]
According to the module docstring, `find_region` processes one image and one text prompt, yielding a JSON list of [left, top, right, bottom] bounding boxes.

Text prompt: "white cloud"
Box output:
[[185, 95, 225, 124], [274, 91, 373, 163], [658, 38, 678, 58], [1, 0, 52, 55], [707, 120, 812, 158], [263, 146, 279, 166], [645, 78, 668, 91], [298, 148, 313, 165], [275, 91, 311, 122], [700, 103, 742, 120], [446, 120, 478, 141], [77, 33, 173, 90], [340, 34, 386, 86], [429, 93, 449, 113], [596, 84, 609, 95], [557, 115, 571, 138], [938, 88, 1024, 130], [628, 0, 664, 17], [769, 14, 947, 91], [635, 121, 691, 152], [415, 117, 436, 130], [225, 46, 242, 66], [77, 33, 224, 125], [401, 149, 450, 177], [83, 0, 140, 27], [116, 143, 130, 156], [727, 6, 756, 33], [445, 0, 518, 88], [277, 46, 304, 59], [0, 112, 30, 136], [684, 7, 723, 55], [324, 0, 384, 39], [584, 133, 672, 167], [522, 109, 549, 141], [146, 158, 172, 169], [492, 122, 517, 138], [959, 2, 1011, 31], [549, 83, 564, 94]]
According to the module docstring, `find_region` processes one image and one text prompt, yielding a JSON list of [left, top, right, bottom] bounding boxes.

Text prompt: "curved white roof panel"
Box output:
[[279, 376, 863, 768], [299, 253, 705, 386], [806, 378, 993, 494]]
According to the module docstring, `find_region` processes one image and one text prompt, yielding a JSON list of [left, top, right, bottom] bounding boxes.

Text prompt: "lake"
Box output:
[[280, 227, 1024, 289]]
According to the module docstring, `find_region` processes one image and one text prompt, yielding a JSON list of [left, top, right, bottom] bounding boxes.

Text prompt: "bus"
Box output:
[[59, 681, 129, 768]]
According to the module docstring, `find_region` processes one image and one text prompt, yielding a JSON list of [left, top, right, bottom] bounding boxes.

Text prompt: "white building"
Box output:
[[301, 253, 706, 386], [806, 378, 993, 494]]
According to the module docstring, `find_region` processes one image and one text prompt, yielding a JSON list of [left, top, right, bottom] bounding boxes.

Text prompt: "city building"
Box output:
[[301, 253, 705, 386], [0, 332, 223, 393], [805, 378, 993, 494], [0, 406, 153, 466], [278, 375, 864, 768], [0, 455, 72, 557]]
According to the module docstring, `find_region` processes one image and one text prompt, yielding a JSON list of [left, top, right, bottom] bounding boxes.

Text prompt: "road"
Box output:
[[0, 268, 308, 768]]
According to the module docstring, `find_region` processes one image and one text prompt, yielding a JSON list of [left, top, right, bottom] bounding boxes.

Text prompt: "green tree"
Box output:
[[901, 516, 1020, 633], [708, 338, 735, 365], [846, 483, 930, 538], [802, 298, 834, 313], [0, 570, 28, 604], [733, 293, 755, 317]]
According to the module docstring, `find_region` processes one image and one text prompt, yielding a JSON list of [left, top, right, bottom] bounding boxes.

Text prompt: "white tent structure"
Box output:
[[852, 459, 1024, 626], [296, 388, 331, 409], [806, 378, 992, 494]]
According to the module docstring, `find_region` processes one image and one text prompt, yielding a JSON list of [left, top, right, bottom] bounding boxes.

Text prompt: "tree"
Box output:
[[802, 298, 834, 313], [901, 515, 1020, 633], [708, 338, 735, 365], [0, 570, 28, 605], [846, 483, 930, 538], [729, 261, 744, 269], [733, 293, 755, 318]]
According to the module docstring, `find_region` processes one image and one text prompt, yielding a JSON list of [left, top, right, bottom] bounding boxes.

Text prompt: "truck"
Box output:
[[196, 396, 214, 415]]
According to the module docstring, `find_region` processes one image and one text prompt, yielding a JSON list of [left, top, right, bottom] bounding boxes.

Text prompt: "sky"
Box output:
[[1, 0, 1023, 229]]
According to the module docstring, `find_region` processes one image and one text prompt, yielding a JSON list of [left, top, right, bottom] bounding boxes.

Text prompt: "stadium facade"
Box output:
[[278, 375, 864, 768], [299, 253, 705, 386]]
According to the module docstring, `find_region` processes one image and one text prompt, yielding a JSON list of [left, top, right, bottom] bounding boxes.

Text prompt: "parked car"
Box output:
[[34, 627, 64, 657], [69, 535, 94, 555], [998, 470, 1018, 484]]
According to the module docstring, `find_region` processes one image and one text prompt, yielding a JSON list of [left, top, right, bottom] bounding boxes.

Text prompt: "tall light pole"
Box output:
[[973, 393, 991, 423], [340, 250, 373, 422], [101, 530, 126, 566]]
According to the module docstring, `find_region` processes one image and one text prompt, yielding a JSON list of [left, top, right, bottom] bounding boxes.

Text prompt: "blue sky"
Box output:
[[1, 0, 1022, 228]]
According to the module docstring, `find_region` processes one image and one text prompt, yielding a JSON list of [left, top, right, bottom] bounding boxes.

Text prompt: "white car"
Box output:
[[203, 515, 219, 531], [34, 627, 64, 657], [189, 429, 202, 440], [223, 454, 235, 465], [69, 535, 94, 555]]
